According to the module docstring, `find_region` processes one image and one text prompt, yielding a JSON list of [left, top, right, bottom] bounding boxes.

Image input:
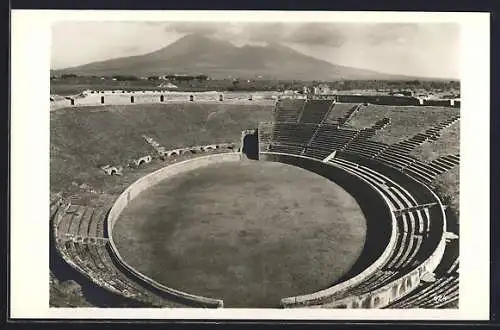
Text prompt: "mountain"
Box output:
[[54, 34, 413, 80]]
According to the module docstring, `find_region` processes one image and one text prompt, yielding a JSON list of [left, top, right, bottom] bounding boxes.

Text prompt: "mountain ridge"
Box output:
[[54, 34, 422, 80]]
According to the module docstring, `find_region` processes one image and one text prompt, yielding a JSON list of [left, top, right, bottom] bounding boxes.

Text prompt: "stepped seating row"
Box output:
[[374, 116, 460, 166], [273, 99, 305, 123], [299, 99, 334, 124], [406, 116, 460, 147], [428, 115, 460, 132], [56, 239, 170, 306], [265, 112, 459, 182], [343, 140, 387, 158], [380, 115, 460, 151], [263, 114, 391, 161], [370, 138, 422, 168], [338, 153, 458, 309], [52, 205, 179, 307], [263, 119, 456, 183], [429, 154, 460, 171], [318, 159, 429, 303], [406, 133, 434, 148], [309, 126, 358, 151], [268, 143, 304, 155], [375, 147, 418, 170], [342, 118, 391, 151], [385, 232, 459, 309], [344, 141, 387, 159], [354, 118, 391, 140], [405, 161, 446, 185], [433, 239, 459, 277], [336, 104, 361, 126], [404, 154, 460, 185], [412, 278, 458, 308], [341, 145, 458, 188], [302, 147, 333, 160], [403, 166, 436, 185], [260, 122, 361, 161], [334, 158, 431, 237], [257, 123, 275, 151], [271, 123, 317, 146], [343, 160, 434, 245], [333, 158, 440, 254], [371, 117, 392, 130], [385, 275, 458, 309], [287, 157, 438, 307], [263, 126, 355, 161], [360, 153, 455, 187], [55, 205, 106, 238]]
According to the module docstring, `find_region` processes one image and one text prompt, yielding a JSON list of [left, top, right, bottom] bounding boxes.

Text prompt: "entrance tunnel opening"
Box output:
[[242, 130, 259, 160]]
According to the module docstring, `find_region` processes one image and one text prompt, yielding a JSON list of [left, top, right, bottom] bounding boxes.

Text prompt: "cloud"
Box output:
[[356, 23, 458, 46], [162, 22, 453, 49], [285, 23, 347, 47], [242, 23, 348, 47], [361, 23, 420, 46], [164, 22, 228, 36], [163, 22, 348, 47], [52, 21, 460, 77]]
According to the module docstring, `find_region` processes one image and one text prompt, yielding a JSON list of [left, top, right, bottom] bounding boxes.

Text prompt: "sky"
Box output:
[[51, 21, 460, 79]]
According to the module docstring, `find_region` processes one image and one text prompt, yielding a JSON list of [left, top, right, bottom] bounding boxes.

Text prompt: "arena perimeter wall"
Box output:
[[260, 152, 396, 307], [261, 152, 446, 309], [107, 152, 243, 308]]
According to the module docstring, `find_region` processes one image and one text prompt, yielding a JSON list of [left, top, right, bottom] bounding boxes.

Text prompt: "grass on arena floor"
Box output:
[[112, 160, 367, 308]]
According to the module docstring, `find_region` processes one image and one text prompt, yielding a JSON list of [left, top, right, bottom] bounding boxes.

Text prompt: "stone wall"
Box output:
[[50, 91, 278, 110]]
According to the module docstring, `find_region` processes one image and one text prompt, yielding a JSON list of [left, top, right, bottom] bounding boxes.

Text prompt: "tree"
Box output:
[[61, 73, 78, 79]]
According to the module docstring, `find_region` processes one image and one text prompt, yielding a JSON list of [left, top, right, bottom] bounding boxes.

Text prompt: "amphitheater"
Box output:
[[50, 93, 459, 309]]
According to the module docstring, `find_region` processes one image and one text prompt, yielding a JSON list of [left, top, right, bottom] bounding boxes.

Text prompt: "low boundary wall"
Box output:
[[49, 91, 277, 110], [107, 152, 244, 308], [312, 94, 459, 108]]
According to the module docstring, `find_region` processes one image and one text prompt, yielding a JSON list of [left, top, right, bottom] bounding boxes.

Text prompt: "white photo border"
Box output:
[[10, 10, 490, 320]]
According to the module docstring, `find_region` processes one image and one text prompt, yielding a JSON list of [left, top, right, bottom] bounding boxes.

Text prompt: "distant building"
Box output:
[[158, 82, 178, 89], [312, 83, 332, 95], [389, 90, 413, 97]]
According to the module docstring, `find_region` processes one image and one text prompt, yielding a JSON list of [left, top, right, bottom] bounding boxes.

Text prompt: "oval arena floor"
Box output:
[[112, 160, 367, 307]]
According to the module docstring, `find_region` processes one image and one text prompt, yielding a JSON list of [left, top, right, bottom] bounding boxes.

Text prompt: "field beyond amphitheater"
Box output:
[[112, 160, 367, 308]]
